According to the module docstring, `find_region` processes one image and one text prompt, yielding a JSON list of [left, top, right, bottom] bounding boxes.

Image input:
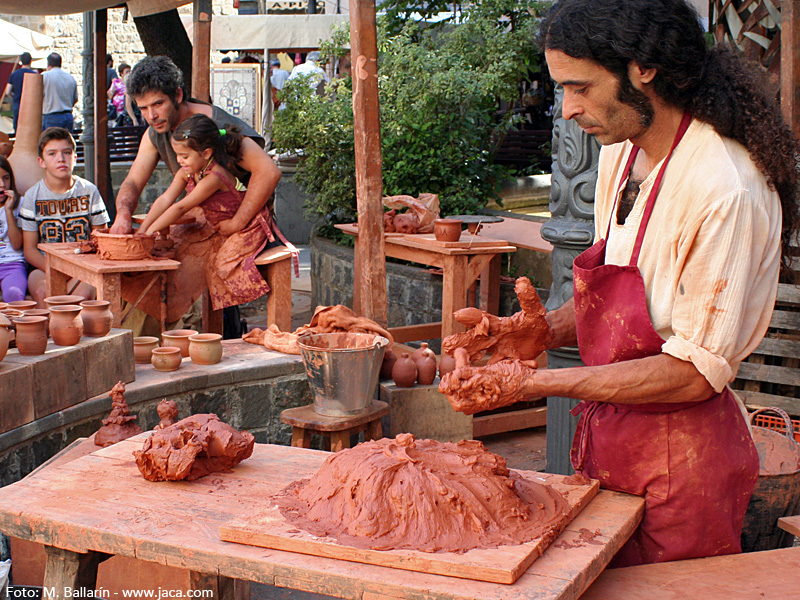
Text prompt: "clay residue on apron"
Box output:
[[273, 434, 570, 553]]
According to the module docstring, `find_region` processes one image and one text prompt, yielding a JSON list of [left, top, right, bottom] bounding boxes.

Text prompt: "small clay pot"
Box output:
[[380, 347, 397, 380], [189, 333, 223, 365], [134, 336, 160, 364], [433, 219, 463, 242], [0, 314, 10, 362], [415, 352, 437, 386], [44, 295, 84, 309], [13, 315, 48, 356], [151, 346, 183, 372], [411, 342, 431, 363], [1, 309, 22, 347], [392, 352, 418, 388], [22, 309, 50, 337], [80, 300, 113, 337], [161, 329, 198, 358], [49, 305, 83, 346], [439, 353, 456, 377], [7, 300, 37, 311]]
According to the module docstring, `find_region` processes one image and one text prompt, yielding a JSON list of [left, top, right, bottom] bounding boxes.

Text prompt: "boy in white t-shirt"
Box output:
[[20, 127, 109, 307]]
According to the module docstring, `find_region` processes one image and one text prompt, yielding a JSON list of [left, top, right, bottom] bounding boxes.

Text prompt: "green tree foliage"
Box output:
[[272, 0, 545, 232]]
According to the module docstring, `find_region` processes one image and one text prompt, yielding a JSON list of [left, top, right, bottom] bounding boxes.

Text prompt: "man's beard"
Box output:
[[617, 75, 654, 128]]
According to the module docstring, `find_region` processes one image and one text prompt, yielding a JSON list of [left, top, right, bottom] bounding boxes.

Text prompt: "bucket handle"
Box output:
[[749, 407, 799, 443]]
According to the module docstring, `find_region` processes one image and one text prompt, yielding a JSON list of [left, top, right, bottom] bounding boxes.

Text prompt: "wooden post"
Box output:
[[782, 0, 800, 136], [93, 9, 110, 205], [192, 0, 212, 102], [349, 0, 387, 326]]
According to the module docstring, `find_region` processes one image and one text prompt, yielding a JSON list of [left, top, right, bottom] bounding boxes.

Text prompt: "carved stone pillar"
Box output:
[[541, 85, 601, 474], [81, 11, 95, 183]]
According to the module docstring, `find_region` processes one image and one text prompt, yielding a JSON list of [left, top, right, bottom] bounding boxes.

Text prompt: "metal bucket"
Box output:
[[297, 332, 389, 417], [741, 408, 800, 552]]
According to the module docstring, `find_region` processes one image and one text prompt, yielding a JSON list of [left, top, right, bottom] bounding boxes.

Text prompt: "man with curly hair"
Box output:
[[448, 0, 799, 567]]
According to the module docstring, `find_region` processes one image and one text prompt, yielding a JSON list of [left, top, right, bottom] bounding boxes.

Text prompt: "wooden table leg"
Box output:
[[441, 255, 469, 339], [189, 572, 240, 600], [479, 254, 502, 315], [330, 429, 352, 452], [43, 546, 111, 600], [366, 417, 382, 441], [97, 273, 123, 327], [46, 263, 70, 297], [291, 426, 312, 448]]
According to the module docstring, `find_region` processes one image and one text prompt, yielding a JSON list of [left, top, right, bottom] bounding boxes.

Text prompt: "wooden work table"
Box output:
[[336, 224, 517, 342], [0, 435, 644, 600], [39, 242, 181, 331]]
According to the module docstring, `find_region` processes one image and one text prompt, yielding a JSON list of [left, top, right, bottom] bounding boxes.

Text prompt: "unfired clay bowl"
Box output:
[[433, 219, 463, 242], [94, 229, 156, 261], [151, 346, 183, 372], [161, 329, 198, 358], [44, 295, 85, 309], [134, 336, 160, 364], [189, 333, 223, 365]]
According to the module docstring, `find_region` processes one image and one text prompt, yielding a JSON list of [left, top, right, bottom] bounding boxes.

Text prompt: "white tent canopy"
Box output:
[[0, 18, 53, 63], [212, 14, 350, 52], [0, 0, 191, 18]]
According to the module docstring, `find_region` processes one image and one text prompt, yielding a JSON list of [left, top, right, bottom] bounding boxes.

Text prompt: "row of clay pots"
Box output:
[[381, 342, 457, 388], [133, 331, 223, 369]]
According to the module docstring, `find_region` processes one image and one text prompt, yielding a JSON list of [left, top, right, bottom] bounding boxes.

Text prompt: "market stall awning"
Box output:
[[0, 18, 53, 62], [212, 14, 350, 52], [0, 0, 191, 18]]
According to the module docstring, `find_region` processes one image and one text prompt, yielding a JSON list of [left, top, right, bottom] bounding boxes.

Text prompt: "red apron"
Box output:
[[570, 112, 758, 567]]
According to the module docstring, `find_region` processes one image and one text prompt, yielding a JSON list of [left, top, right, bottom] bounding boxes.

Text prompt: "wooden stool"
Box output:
[[254, 245, 293, 332], [280, 400, 389, 451]]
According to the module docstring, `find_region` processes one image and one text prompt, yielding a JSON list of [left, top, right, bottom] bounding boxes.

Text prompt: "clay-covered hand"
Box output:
[[214, 218, 242, 236], [438, 348, 538, 415], [109, 214, 133, 235]]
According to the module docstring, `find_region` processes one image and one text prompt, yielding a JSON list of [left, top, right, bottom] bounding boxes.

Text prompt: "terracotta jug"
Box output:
[[439, 353, 456, 377], [151, 346, 182, 372], [80, 300, 113, 337], [133, 336, 160, 364], [392, 353, 418, 388], [44, 295, 84, 309], [0, 314, 10, 362], [380, 347, 397, 379], [13, 315, 48, 356], [415, 351, 437, 386], [161, 329, 198, 358], [189, 333, 223, 365], [8, 72, 45, 195], [49, 305, 83, 346], [22, 309, 50, 337], [411, 342, 431, 363]]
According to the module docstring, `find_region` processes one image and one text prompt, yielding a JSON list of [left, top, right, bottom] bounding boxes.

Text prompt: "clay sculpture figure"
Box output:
[[155, 399, 179, 429], [133, 413, 254, 482], [95, 381, 144, 447], [274, 433, 569, 553], [243, 305, 394, 355], [442, 277, 550, 364], [383, 193, 440, 233]]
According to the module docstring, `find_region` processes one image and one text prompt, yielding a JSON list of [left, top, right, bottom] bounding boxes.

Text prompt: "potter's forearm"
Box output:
[[545, 297, 577, 349], [115, 180, 142, 220], [526, 353, 714, 405], [230, 172, 276, 227], [146, 205, 187, 235]]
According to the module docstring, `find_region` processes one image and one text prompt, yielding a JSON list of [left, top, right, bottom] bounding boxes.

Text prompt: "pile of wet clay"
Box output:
[[273, 433, 569, 553], [134, 414, 254, 482]]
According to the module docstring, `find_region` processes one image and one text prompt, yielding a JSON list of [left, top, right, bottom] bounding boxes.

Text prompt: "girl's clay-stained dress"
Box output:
[[188, 164, 286, 310]]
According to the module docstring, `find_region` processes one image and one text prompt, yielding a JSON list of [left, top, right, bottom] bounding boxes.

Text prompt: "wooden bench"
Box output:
[[579, 546, 800, 599], [280, 400, 389, 451], [74, 125, 148, 164], [254, 244, 294, 332], [732, 282, 800, 417]]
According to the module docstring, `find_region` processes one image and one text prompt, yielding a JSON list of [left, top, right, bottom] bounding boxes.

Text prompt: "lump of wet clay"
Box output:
[[133, 414, 254, 482], [95, 381, 143, 447], [273, 433, 569, 553]]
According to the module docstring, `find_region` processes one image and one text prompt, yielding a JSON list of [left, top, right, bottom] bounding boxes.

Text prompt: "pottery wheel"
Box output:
[[447, 214, 504, 233]]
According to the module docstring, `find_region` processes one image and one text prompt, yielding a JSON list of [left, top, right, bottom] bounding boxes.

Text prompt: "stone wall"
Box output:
[[1, 1, 237, 127]]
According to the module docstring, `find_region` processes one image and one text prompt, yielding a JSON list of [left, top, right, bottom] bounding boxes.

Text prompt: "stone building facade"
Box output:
[[1, 1, 236, 127]]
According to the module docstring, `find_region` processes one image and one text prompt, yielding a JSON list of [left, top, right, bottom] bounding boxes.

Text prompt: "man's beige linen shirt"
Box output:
[[594, 119, 781, 393]]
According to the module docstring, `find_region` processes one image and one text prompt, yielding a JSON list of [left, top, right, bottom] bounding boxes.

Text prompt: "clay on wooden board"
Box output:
[[273, 433, 570, 554], [133, 413, 254, 482], [155, 399, 179, 429], [243, 305, 394, 355], [95, 381, 143, 447], [383, 193, 440, 233]]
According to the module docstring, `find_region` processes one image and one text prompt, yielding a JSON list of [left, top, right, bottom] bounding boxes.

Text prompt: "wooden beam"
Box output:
[[192, 0, 212, 102], [93, 9, 110, 204], [782, 0, 800, 136], [349, 0, 387, 326]]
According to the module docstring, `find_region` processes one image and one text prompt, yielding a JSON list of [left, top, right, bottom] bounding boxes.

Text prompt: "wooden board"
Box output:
[[40, 243, 181, 273], [402, 232, 510, 248], [334, 222, 405, 237], [219, 471, 599, 585]]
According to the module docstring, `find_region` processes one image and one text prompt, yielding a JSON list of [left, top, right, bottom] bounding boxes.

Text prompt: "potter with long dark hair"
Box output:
[[445, 0, 799, 566]]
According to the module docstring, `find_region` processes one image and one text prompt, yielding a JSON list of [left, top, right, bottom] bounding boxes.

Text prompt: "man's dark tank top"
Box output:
[[148, 101, 265, 185]]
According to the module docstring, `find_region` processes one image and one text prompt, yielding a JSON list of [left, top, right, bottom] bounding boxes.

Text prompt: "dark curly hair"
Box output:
[[172, 114, 244, 176], [539, 0, 800, 276], [127, 56, 186, 106]]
